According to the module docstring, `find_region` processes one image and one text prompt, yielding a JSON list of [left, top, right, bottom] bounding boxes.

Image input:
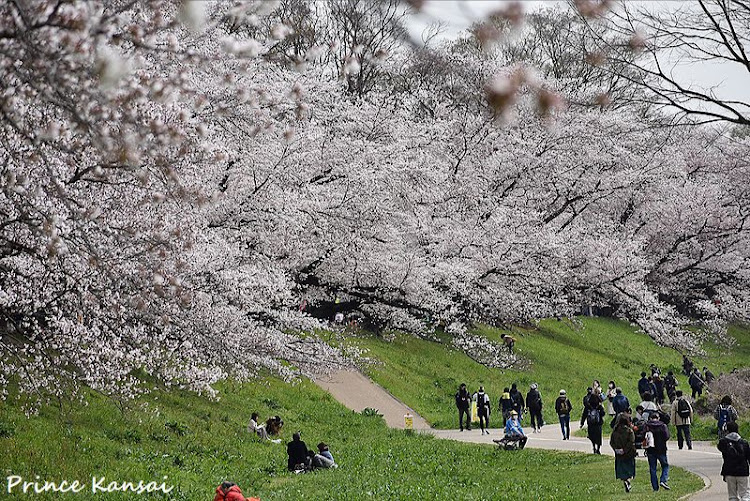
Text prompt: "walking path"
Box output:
[[315, 369, 725, 501]]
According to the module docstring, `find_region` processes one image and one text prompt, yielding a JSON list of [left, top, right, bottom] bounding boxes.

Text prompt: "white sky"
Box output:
[[405, 1, 749, 110]]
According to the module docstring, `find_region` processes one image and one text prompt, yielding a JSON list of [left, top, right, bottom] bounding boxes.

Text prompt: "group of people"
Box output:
[[247, 412, 338, 472], [454, 367, 746, 496]]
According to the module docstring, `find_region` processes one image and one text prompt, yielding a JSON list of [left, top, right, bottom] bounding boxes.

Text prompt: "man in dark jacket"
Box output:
[[638, 372, 650, 400], [689, 368, 705, 399], [653, 373, 665, 405], [718, 421, 750, 500], [455, 383, 471, 431], [509, 383, 525, 418], [583, 386, 594, 410], [287, 432, 309, 471], [645, 413, 671, 491], [612, 387, 630, 415], [704, 366, 716, 385], [526, 383, 543, 433]]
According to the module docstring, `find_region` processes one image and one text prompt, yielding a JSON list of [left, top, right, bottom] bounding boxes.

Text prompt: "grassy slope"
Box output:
[[0, 375, 702, 500], [354, 317, 749, 438]]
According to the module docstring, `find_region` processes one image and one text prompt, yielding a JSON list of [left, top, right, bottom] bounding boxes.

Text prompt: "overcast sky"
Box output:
[[404, 1, 749, 109]]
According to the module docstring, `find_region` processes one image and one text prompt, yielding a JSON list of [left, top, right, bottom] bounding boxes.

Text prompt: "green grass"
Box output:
[[352, 317, 749, 440], [0, 375, 702, 500]]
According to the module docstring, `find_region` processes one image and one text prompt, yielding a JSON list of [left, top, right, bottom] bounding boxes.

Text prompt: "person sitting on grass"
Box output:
[[247, 412, 269, 440], [313, 442, 338, 469], [287, 432, 310, 472], [504, 410, 528, 449], [266, 415, 284, 436]]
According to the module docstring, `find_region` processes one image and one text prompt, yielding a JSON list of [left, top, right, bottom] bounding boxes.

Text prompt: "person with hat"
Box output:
[[526, 383, 544, 433], [504, 410, 527, 449], [555, 389, 573, 440]]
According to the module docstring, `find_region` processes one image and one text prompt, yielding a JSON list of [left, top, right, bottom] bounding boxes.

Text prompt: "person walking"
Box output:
[[704, 366, 716, 385], [509, 383, 525, 420], [717, 421, 750, 501], [455, 383, 471, 431], [581, 396, 606, 454], [638, 392, 659, 421], [664, 371, 678, 403], [682, 354, 694, 377], [645, 413, 671, 491], [555, 389, 573, 440], [526, 383, 544, 433], [653, 373, 665, 405], [612, 387, 630, 416], [606, 381, 617, 417], [499, 387, 513, 426], [638, 372, 650, 400], [583, 386, 595, 411], [670, 390, 693, 450], [610, 414, 637, 493], [476, 386, 491, 435], [715, 396, 740, 439], [689, 368, 705, 399]]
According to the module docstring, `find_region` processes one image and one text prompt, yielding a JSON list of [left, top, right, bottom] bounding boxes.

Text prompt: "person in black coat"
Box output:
[[580, 397, 605, 454], [455, 383, 471, 431], [718, 422, 750, 500], [526, 383, 543, 433], [509, 382, 525, 418], [638, 372, 650, 400], [287, 432, 310, 471]]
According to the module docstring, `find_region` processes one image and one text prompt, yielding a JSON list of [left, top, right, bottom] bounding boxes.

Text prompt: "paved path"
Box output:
[[313, 370, 429, 430], [315, 370, 725, 500]]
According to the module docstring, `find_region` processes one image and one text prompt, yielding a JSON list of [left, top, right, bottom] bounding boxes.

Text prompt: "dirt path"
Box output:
[[315, 369, 725, 501]]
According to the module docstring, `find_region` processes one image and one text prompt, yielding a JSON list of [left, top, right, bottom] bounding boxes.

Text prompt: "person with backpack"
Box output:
[[509, 382, 525, 419], [526, 383, 543, 433], [555, 389, 573, 440], [499, 387, 513, 425], [612, 387, 630, 416], [664, 371, 678, 403], [718, 421, 750, 501], [638, 392, 659, 421], [645, 412, 671, 491], [475, 386, 491, 435], [670, 390, 693, 450], [689, 368, 705, 399], [638, 372, 650, 400], [610, 414, 637, 493], [715, 395, 740, 439], [580, 396, 606, 454], [455, 383, 471, 431]]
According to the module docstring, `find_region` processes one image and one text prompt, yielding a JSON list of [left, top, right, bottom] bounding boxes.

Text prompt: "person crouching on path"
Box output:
[[455, 383, 471, 431], [555, 389, 572, 440], [581, 396, 606, 454], [610, 414, 637, 493], [476, 386, 491, 435], [645, 413, 671, 491], [504, 410, 528, 449], [718, 421, 750, 501], [670, 390, 693, 450]]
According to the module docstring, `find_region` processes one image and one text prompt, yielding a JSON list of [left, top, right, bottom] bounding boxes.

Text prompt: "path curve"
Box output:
[[315, 369, 725, 501]]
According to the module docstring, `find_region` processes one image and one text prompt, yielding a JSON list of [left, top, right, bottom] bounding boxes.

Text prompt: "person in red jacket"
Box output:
[[213, 481, 259, 501]]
